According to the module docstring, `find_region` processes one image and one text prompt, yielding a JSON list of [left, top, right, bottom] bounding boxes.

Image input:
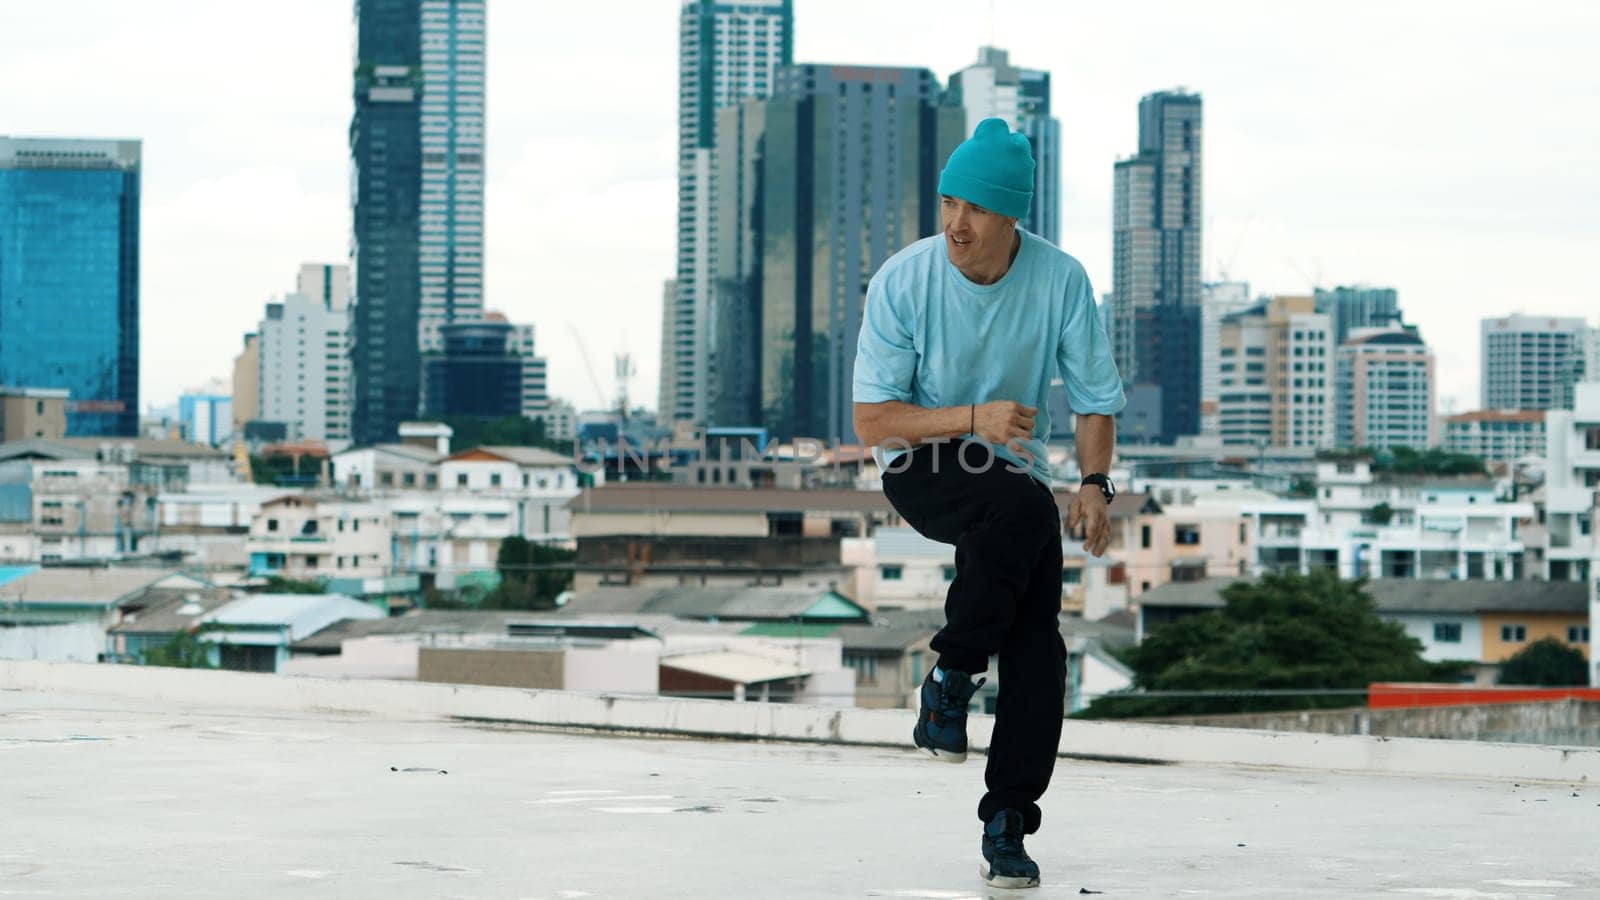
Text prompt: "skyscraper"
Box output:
[[1200, 281, 1252, 436], [1337, 326, 1435, 451], [1481, 314, 1590, 411], [1313, 285, 1401, 347], [0, 138, 141, 437], [349, 0, 485, 447], [663, 0, 794, 426], [1216, 296, 1334, 449], [258, 265, 352, 448], [713, 64, 964, 441], [1110, 90, 1203, 444], [945, 46, 1060, 244]]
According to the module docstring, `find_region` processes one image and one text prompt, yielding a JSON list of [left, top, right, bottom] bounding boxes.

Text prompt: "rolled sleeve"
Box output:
[[1057, 269, 1126, 415], [853, 274, 917, 404]]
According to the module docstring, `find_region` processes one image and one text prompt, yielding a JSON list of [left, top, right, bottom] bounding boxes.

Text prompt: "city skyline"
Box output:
[[3, 0, 1597, 422]]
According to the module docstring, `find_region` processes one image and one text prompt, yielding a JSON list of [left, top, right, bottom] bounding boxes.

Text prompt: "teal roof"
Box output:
[[0, 565, 38, 589]]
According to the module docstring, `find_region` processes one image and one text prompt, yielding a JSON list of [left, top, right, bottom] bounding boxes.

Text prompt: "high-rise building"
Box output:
[[945, 46, 1060, 244], [656, 280, 676, 415], [664, 0, 795, 426], [1555, 323, 1600, 410], [1481, 314, 1590, 411], [1337, 325, 1435, 451], [422, 320, 521, 419], [1110, 90, 1203, 444], [712, 63, 964, 441], [258, 265, 352, 448], [1216, 296, 1334, 449], [504, 320, 555, 433], [349, 0, 485, 446], [1313, 285, 1401, 347], [179, 384, 233, 447], [1200, 281, 1252, 436], [0, 137, 141, 436]]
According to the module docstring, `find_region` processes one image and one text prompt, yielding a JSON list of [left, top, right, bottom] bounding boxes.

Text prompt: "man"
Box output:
[[852, 117, 1124, 890]]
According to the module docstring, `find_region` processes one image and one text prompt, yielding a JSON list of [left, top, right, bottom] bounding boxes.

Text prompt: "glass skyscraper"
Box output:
[[1111, 90, 1203, 443], [712, 64, 965, 442], [349, 0, 484, 447], [663, 0, 795, 426], [0, 138, 141, 437]]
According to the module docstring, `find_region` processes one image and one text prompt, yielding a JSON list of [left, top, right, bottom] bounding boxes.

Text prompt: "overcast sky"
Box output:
[[4, 0, 1597, 419]]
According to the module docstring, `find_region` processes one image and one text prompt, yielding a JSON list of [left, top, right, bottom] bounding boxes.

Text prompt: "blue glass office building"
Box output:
[[0, 138, 140, 437]]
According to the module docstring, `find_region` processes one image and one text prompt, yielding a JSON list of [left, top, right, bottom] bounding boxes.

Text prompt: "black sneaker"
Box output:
[[912, 667, 984, 763], [980, 809, 1041, 889]]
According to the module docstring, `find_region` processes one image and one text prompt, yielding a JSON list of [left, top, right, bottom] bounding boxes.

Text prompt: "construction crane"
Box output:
[[567, 324, 609, 412]]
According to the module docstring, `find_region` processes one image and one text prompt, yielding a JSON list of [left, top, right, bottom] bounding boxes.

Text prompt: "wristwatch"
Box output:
[[1081, 473, 1115, 504]]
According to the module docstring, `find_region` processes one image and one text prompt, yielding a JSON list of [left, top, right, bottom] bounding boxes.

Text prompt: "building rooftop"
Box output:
[[1447, 409, 1548, 425], [557, 586, 869, 623], [4, 666, 1596, 897], [0, 567, 201, 608]]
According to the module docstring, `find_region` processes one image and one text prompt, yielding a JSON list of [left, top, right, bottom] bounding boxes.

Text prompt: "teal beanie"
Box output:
[[937, 117, 1034, 219]]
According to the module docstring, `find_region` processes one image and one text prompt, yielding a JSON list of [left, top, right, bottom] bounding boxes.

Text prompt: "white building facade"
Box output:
[[257, 264, 352, 448]]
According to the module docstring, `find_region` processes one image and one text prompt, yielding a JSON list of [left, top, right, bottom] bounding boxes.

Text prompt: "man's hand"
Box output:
[[973, 400, 1036, 444], [1067, 489, 1111, 557]]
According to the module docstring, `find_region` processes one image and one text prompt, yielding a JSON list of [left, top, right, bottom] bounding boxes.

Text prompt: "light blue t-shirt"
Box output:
[[852, 228, 1126, 486]]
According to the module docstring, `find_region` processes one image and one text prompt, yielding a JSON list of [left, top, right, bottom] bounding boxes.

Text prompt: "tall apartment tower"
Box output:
[[259, 265, 352, 448], [1481, 314, 1590, 411], [1215, 296, 1334, 449], [349, 0, 485, 446], [712, 64, 965, 441], [1110, 90, 1203, 444], [0, 137, 141, 437], [1337, 326, 1436, 451], [944, 46, 1060, 244], [662, 0, 795, 425]]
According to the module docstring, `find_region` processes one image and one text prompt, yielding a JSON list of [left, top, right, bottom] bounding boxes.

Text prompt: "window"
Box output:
[[1062, 568, 1082, 585], [1500, 624, 1526, 643], [880, 565, 903, 581], [402, 472, 415, 487], [1433, 623, 1462, 643], [490, 473, 502, 487], [1107, 563, 1126, 584], [941, 566, 956, 581], [352, 519, 360, 533], [425, 473, 438, 488], [380, 472, 394, 487], [1569, 626, 1591, 643], [267, 518, 279, 532], [457, 473, 468, 487], [1174, 524, 1201, 546], [1140, 525, 1151, 549]]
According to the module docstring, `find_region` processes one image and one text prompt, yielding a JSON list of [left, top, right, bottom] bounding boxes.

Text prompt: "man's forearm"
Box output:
[[855, 401, 972, 448], [1075, 413, 1115, 475]]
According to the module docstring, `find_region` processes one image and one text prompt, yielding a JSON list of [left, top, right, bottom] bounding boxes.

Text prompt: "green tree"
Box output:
[[143, 629, 215, 669], [479, 536, 575, 610], [1498, 637, 1588, 686], [1078, 570, 1470, 719], [1365, 502, 1394, 526], [442, 415, 568, 455]]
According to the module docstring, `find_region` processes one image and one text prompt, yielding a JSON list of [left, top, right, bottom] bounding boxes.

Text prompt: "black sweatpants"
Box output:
[[881, 438, 1067, 834]]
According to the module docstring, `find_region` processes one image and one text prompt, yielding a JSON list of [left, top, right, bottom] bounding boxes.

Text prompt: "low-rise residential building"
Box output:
[[0, 457, 156, 563], [153, 484, 297, 570], [1542, 382, 1600, 684], [0, 567, 212, 662], [194, 592, 385, 672], [1296, 459, 1530, 581], [247, 495, 390, 579], [1443, 410, 1547, 465], [330, 443, 443, 492]]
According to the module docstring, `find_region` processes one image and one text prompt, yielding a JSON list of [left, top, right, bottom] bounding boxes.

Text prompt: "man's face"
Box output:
[[941, 195, 1015, 268]]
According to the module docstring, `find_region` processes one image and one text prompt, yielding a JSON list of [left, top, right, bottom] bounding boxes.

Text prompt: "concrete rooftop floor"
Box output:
[[1, 689, 1598, 900]]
